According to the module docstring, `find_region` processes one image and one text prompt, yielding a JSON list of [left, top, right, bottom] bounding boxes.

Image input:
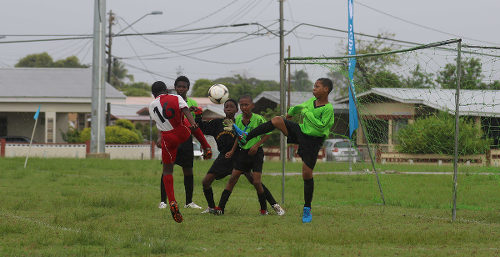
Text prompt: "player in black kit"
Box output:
[[195, 99, 284, 215]]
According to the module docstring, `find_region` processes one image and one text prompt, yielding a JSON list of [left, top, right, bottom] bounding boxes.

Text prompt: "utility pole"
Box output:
[[90, 0, 107, 155], [107, 10, 115, 83], [279, 0, 286, 204]]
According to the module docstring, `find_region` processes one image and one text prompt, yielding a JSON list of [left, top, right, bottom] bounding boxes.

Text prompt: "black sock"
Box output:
[[304, 178, 314, 208], [160, 175, 166, 203], [184, 175, 194, 204], [247, 121, 275, 141], [203, 187, 215, 208], [262, 183, 277, 206], [218, 189, 232, 211], [258, 192, 267, 211]]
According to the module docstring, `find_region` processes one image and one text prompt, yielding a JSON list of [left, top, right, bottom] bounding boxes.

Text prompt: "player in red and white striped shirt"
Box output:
[[149, 81, 198, 223]]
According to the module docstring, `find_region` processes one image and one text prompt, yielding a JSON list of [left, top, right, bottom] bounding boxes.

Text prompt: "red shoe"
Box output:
[[260, 209, 269, 215], [169, 201, 183, 223]]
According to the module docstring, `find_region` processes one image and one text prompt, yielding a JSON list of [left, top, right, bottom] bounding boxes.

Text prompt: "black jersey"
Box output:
[[196, 116, 236, 155]]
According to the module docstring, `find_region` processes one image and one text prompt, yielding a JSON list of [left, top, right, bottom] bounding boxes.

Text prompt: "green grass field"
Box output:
[[1, 158, 500, 256]]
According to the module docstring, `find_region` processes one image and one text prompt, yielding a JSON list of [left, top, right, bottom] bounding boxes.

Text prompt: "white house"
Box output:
[[0, 68, 126, 143]]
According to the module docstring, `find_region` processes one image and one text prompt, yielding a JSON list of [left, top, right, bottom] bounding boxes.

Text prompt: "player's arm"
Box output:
[[248, 134, 270, 155], [287, 101, 307, 118], [225, 138, 239, 159], [303, 106, 334, 129], [181, 107, 198, 130]]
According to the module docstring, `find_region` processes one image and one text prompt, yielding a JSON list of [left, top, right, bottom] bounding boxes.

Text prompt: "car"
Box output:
[[0, 136, 33, 143], [323, 138, 358, 162]]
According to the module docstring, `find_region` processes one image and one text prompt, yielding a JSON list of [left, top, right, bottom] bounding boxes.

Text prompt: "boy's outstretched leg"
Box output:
[[243, 116, 289, 144]]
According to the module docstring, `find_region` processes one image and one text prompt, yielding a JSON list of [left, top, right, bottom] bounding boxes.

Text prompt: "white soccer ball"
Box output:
[[208, 84, 229, 104]]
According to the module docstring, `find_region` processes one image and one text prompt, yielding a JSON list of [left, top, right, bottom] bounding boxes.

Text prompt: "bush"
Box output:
[[396, 112, 492, 155], [79, 120, 143, 144], [61, 128, 81, 143]]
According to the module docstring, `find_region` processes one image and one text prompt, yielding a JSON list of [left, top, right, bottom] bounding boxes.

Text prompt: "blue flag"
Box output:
[[34, 105, 41, 120], [348, 0, 359, 138]]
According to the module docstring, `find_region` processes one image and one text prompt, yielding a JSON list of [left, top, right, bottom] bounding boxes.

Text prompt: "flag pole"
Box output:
[[24, 105, 40, 168]]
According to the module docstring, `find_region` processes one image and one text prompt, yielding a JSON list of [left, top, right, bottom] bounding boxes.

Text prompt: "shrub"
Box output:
[[61, 128, 81, 143], [79, 123, 143, 144], [396, 112, 492, 155]]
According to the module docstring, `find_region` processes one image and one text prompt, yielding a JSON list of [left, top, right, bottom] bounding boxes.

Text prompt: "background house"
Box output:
[[337, 88, 500, 151], [0, 68, 126, 143]]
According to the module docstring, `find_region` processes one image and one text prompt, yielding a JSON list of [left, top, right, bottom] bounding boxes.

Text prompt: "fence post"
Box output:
[[486, 149, 491, 166], [0, 138, 5, 157], [85, 141, 90, 154]]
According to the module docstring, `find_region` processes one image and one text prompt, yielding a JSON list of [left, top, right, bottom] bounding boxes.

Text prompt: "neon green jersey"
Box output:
[[235, 113, 268, 149], [186, 98, 198, 117], [288, 97, 334, 138]]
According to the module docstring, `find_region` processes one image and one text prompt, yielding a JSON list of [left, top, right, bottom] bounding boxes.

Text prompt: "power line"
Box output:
[[356, 1, 500, 46]]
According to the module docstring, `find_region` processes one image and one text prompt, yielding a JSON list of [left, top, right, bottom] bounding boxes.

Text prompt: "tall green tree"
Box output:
[[191, 75, 280, 100], [291, 70, 313, 91], [109, 58, 134, 89], [436, 57, 500, 89], [15, 52, 88, 68], [402, 64, 435, 88]]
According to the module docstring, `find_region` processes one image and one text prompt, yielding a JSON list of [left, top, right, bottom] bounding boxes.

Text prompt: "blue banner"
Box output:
[[348, 0, 358, 138], [34, 105, 41, 120]]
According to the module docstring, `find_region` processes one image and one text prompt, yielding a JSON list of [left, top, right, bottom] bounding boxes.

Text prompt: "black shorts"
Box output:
[[233, 147, 264, 173], [207, 153, 236, 180], [284, 119, 325, 169], [175, 136, 194, 168]]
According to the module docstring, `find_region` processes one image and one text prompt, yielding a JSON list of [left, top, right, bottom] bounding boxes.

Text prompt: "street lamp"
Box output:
[[115, 11, 163, 36], [107, 10, 163, 83]]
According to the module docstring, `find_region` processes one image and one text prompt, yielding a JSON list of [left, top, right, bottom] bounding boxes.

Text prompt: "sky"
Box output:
[[1, 0, 500, 87]]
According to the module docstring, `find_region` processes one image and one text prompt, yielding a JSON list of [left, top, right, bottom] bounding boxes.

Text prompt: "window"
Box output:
[[0, 117, 6, 136], [365, 119, 388, 144], [392, 119, 408, 144]]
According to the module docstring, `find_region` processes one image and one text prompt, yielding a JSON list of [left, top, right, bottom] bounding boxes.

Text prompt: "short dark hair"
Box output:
[[174, 76, 190, 88], [238, 94, 253, 102], [151, 81, 168, 97], [317, 78, 333, 93], [224, 98, 239, 110]]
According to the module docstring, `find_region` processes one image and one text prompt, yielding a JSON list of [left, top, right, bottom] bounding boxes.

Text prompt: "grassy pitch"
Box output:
[[1, 158, 500, 256]]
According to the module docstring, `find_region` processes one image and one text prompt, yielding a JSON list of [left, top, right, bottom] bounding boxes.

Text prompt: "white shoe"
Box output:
[[185, 202, 202, 209], [201, 207, 214, 214], [158, 202, 167, 209], [272, 203, 285, 216]]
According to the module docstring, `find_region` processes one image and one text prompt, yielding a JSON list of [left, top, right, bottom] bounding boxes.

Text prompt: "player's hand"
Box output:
[[248, 146, 258, 156], [193, 107, 203, 115], [225, 150, 234, 159], [156, 139, 161, 148], [203, 148, 212, 160], [188, 106, 198, 112]]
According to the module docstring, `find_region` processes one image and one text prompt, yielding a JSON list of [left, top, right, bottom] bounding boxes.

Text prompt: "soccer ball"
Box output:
[[208, 84, 229, 104]]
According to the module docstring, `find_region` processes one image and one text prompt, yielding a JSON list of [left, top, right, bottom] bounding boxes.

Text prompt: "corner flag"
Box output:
[[34, 105, 41, 120], [348, 0, 359, 138], [25, 105, 41, 168]]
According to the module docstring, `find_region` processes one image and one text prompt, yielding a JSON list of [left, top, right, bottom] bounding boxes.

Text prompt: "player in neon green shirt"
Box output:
[[240, 78, 334, 223], [214, 95, 281, 216]]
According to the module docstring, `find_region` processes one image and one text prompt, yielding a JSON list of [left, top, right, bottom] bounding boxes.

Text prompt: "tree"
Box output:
[[291, 70, 313, 91], [346, 33, 402, 92], [327, 69, 349, 97], [436, 57, 500, 89], [402, 64, 435, 88], [191, 79, 213, 97], [15, 52, 88, 68], [120, 82, 151, 96], [109, 59, 134, 89], [191, 75, 280, 100]]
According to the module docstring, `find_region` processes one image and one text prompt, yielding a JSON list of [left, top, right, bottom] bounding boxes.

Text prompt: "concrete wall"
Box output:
[[4, 143, 155, 160]]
